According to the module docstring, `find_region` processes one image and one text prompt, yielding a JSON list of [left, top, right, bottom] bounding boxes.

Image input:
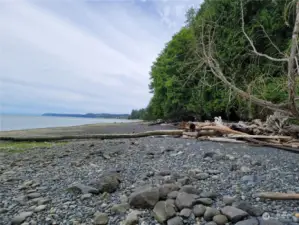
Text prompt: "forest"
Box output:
[[130, 0, 299, 122]]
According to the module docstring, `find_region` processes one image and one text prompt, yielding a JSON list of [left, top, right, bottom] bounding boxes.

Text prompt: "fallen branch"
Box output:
[[0, 130, 184, 142], [257, 192, 299, 200], [244, 138, 299, 154], [227, 134, 292, 140]]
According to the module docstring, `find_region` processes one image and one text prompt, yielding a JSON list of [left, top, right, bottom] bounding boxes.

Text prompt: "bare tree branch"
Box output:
[[240, 0, 289, 62], [259, 23, 287, 57]]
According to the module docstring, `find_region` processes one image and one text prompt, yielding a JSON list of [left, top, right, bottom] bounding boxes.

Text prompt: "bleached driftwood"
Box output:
[[227, 134, 293, 140], [0, 130, 184, 142], [257, 192, 299, 200]]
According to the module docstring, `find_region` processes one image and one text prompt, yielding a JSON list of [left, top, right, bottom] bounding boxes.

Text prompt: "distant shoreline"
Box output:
[[0, 114, 136, 132], [42, 113, 129, 119]]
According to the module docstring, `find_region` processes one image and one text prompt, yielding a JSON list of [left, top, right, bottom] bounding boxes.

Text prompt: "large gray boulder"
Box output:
[[233, 201, 264, 216], [204, 207, 220, 221], [159, 184, 180, 199], [89, 172, 121, 193], [221, 206, 248, 223], [128, 186, 159, 209], [175, 192, 199, 210], [153, 201, 176, 223], [193, 204, 206, 217], [167, 216, 183, 225]]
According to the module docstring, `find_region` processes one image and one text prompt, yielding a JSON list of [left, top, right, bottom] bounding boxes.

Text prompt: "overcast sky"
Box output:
[[0, 0, 201, 114]]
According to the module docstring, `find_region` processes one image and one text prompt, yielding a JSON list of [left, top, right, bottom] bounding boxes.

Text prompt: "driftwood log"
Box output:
[[0, 130, 184, 142], [257, 192, 299, 200]]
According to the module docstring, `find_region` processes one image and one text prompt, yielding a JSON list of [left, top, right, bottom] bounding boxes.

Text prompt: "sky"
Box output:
[[0, 0, 202, 115]]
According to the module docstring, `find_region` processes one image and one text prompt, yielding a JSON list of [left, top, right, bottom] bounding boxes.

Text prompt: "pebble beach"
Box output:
[[0, 123, 299, 225]]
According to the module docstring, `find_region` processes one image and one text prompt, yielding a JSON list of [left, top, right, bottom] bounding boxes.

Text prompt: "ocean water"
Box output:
[[0, 114, 132, 131]]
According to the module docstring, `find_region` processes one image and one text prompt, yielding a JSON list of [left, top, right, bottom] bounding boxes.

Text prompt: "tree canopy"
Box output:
[[129, 0, 299, 121]]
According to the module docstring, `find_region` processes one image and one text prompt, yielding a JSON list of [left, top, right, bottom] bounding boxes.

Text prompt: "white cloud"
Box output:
[[0, 0, 202, 114]]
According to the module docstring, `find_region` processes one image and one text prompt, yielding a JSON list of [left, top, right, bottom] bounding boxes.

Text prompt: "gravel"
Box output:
[[1, 136, 299, 225]]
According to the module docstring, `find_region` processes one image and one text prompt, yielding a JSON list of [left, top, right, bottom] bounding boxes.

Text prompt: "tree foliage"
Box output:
[[131, 0, 298, 121]]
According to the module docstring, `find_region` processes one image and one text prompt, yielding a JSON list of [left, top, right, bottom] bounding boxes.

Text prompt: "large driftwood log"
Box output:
[[198, 137, 246, 143], [200, 125, 246, 135], [257, 192, 299, 200], [0, 130, 184, 142]]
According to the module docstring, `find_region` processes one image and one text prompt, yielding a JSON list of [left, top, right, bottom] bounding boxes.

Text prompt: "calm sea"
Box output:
[[0, 114, 132, 131]]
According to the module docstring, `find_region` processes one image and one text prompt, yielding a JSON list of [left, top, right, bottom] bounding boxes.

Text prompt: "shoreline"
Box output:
[[0, 121, 175, 139]]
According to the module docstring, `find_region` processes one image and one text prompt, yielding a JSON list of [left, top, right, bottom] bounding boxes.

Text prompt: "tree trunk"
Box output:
[[287, 1, 299, 116]]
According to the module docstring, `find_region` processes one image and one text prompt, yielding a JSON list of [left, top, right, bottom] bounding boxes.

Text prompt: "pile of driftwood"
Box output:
[[179, 113, 299, 153]]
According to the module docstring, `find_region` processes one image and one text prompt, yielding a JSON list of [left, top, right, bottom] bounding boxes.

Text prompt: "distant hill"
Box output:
[[42, 113, 129, 119]]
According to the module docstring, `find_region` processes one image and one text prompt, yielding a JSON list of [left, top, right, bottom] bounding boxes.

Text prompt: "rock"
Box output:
[[226, 154, 236, 160], [120, 195, 128, 203], [158, 170, 172, 176], [204, 207, 220, 221], [241, 175, 258, 183], [175, 192, 199, 210], [207, 170, 221, 175], [159, 184, 180, 199], [94, 212, 109, 225], [27, 192, 41, 199], [111, 203, 130, 214], [197, 198, 213, 206], [213, 154, 225, 160], [204, 152, 217, 158], [123, 210, 140, 225], [195, 173, 209, 180], [235, 218, 283, 225], [177, 177, 190, 186], [251, 160, 262, 166], [11, 212, 33, 225], [200, 191, 217, 199], [240, 166, 251, 173], [81, 193, 92, 200], [36, 198, 51, 205], [188, 168, 201, 175], [167, 216, 183, 225], [233, 201, 264, 216], [34, 205, 47, 212], [235, 218, 259, 225], [153, 201, 176, 223], [230, 164, 239, 171], [206, 222, 217, 225], [67, 183, 99, 194], [220, 206, 248, 223], [179, 185, 200, 195], [0, 208, 8, 213], [128, 187, 159, 209], [180, 208, 192, 218], [193, 204, 206, 217], [89, 172, 121, 193], [146, 171, 155, 177], [213, 215, 228, 225], [167, 191, 179, 199], [223, 195, 236, 205]]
